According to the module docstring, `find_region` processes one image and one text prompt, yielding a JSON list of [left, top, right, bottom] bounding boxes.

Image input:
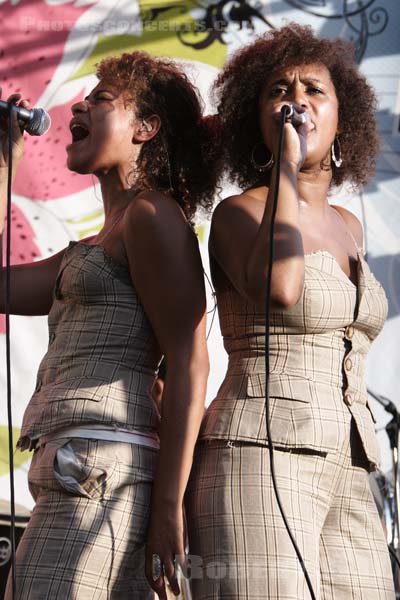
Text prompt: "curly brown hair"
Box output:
[[96, 52, 216, 222], [214, 23, 379, 190]]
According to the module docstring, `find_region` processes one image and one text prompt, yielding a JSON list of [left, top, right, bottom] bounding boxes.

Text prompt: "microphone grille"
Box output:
[[27, 108, 51, 136]]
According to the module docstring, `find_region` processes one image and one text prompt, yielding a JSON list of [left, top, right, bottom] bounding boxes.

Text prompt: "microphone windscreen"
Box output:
[[26, 108, 51, 136]]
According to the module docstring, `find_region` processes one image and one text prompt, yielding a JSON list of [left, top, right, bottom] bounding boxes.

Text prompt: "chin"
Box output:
[[301, 161, 330, 174], [66, 156, 92, 175]]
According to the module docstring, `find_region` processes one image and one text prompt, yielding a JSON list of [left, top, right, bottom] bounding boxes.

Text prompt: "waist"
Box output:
[[224, 345, 365, 388], [37, 424, 160, 450], [33, 361, 157, 395], [225, 356, 346, 382]]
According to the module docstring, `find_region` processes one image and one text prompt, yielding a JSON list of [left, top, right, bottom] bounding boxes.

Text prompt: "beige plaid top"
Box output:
[[19, 241, 161, 444], [201, 249, 388, 467]]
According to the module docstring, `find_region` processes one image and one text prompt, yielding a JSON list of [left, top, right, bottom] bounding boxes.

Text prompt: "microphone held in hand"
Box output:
[[281, 104, 308, 127], [0, 99, 51, 136]]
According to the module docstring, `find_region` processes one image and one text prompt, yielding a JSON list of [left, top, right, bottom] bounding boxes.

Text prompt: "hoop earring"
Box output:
[[331, 136, 342, 168], [251, 142, 274, 172]]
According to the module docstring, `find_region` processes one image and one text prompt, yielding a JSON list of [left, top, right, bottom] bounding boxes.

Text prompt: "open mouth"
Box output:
[[70, 123, 90, 143]]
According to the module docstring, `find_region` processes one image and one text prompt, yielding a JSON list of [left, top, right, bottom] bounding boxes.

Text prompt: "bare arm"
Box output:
[[122, 193, 208, 599], [210, 114, 313, 308], [0, 90, 66, 315], [210, 161, 304, 308], [0, 245, 66, 315]]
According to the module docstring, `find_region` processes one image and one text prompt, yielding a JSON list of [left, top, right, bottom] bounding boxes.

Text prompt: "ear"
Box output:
[[132, 114, 161, 143]]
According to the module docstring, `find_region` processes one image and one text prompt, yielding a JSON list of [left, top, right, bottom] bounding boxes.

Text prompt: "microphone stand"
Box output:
[[368, 389, 400, 556]]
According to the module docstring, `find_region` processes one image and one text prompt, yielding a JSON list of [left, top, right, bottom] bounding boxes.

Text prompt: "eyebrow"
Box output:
[[84, 88, 115, 101], [269, 77, 325, 87], [84, 91, 98, 101]]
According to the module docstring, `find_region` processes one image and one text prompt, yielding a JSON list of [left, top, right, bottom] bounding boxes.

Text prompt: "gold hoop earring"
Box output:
[[251, 142, 274, 172], [331, 136, 342, 168]]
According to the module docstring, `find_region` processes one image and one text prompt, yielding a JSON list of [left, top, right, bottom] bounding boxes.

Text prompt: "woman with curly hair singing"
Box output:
[[186, 24, 394, 599], [0, 51, 214, 599]]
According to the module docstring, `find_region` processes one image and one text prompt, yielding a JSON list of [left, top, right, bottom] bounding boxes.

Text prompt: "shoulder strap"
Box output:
[[96, 186, 149, 246], [96, 210, 126, 245], [331, 205, 364, 256]]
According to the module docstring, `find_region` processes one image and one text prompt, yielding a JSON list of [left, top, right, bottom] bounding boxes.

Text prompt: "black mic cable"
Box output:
[[5, 102, 17, 599], [264, 104, 317, 600]]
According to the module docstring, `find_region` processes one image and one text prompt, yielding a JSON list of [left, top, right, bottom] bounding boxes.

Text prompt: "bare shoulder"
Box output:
[[332, 204, 364, 249], [122, 190, 199, 269], [209, 190, 266, 269], [124, 190, 187, 231], [122, 191, 196, 254], [212, 190, 264, 229]]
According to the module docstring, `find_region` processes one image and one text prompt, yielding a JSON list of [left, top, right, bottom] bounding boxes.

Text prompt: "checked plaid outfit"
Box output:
[[6, 240, 161, 599], [186, 245, 395, 599]]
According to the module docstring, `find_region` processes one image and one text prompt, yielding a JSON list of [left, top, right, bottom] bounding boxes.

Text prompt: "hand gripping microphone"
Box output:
[[0, 99, 51, 136], [281, 104, 308, 127]]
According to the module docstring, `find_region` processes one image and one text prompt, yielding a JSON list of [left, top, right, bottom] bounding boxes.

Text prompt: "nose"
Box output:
[[71, 99, 88, 115], [291, 84, 308, 110]]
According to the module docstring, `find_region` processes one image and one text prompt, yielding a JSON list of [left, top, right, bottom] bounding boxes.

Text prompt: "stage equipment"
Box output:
[[0, 100, 50, 136], [281, 103, 308, 127], [368, 388, 400, 597]]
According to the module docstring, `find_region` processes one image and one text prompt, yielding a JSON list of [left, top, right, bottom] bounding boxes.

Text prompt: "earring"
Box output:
[[331, 136, 342, 168], [251, 142, 274, 172]]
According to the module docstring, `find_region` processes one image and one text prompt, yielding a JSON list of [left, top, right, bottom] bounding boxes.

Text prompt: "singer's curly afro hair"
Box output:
[[96, 51, 217, 223], [214, 23, 379, 190]]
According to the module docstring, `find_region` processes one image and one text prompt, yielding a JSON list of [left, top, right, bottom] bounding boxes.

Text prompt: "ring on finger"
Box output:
[[151, 553, 163, 581]]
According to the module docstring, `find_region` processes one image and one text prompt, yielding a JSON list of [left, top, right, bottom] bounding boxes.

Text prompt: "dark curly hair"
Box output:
[[214, 23, 379, 190], [96, 52, 216, 222]]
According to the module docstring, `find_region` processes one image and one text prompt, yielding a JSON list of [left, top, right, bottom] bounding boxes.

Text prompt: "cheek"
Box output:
[[92, 127, 133, 164], [114, 120, 135, 146], [323, 100, 339, 135], [259, 112, 275, 149]]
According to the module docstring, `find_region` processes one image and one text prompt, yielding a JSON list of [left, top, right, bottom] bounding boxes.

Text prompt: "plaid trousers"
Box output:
[[5, 438, 157, 599], [186, 418, 395, 600]]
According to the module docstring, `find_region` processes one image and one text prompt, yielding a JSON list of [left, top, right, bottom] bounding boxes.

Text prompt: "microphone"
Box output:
[[281, 104, 308, 127], [368, 388, 399, 419], [0, 100, 51, 136]]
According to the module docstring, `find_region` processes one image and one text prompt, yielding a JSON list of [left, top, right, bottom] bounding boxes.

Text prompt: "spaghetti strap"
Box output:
[[95, 186, 149, 246], [96, 210, 126, 245], [331, 205, 364, 256]]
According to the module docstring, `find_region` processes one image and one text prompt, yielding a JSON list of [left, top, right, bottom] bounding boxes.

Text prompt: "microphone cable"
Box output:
[[263, 104, 317, 600], [4, 102, 17, 599]]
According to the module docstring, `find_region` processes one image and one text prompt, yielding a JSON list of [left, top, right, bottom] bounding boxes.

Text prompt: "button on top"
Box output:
[[345, 326, 354, 339], [344, 394, 353, 406], [345, 358, 352, 371]]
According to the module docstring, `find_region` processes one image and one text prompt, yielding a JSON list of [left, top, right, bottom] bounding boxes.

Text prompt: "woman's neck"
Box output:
[[97, 169, 139, 219], [296, 170, 332, 217], [250, 164, 333, 216]]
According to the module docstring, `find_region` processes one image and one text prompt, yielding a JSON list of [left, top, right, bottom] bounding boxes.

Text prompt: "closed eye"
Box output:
[[94, 94, 114, 102]]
